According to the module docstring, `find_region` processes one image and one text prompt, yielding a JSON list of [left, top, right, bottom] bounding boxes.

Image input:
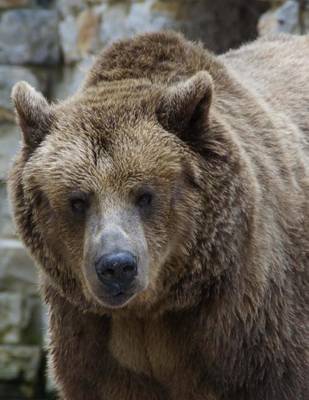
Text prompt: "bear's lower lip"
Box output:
[[98, 289, 135, 308], [91, 281, 144, 308]]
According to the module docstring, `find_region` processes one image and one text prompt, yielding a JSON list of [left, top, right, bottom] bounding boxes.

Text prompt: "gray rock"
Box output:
[[0, 239, 38, 294], [97, 0, 267, 54], [0, 291, 39, 345], [0, 66, 39, 122], [0, 345, 41, 381], [277, 0, 299, 32], [56, 0, 86, 18], [0, 292, 23, 344], [259, 0, 309, 35], [99, 0, 172, 46], [0, 9, 60, 65], [58, 8, 100, 64], [0, 0, 32, 8], [45, 0, 270, 72], [56, 0, 269, 63], [0, 123, 21, 180], [0, 182, 16, 238], [59, 14, 81, 64], [52, 56, 94, 100]]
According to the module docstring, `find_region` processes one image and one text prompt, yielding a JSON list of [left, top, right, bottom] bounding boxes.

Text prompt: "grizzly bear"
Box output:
[[8, 31, 309, 400]]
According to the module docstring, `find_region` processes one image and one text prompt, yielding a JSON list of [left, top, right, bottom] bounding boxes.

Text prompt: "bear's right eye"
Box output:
[[69, 192, 89, 216]]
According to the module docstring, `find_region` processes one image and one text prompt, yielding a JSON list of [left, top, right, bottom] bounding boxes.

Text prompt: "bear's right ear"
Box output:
[[11, 81, 54, 151], [156, 71, 213, 142]]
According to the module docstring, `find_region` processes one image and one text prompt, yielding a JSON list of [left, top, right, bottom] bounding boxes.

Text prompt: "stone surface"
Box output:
[[0, 291, 40, 345], [0, 123, 21, 180], [52, 56, 94, 100], [0, 239, 38, 294], [78, 8, 101, 56], [56, 0, 86, 17], [59, 9, 100, 64], [259, 0, 309, 35], [99, 0, 172, 46], [0, 292, 23, 344], [0, 66, 40, 122], [97, 0, 268, 54], [0, 345, 41, 381], [0, 182, 16, 238], [59, 14, 81, 64], [56, 0, 268, 63], [0, 0, 32, 8], [0, 9, 60, 65]]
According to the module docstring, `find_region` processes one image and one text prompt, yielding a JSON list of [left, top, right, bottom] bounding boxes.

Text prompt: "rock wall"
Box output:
[[0, 0, 276, 398], [259, 0, 309, 36]]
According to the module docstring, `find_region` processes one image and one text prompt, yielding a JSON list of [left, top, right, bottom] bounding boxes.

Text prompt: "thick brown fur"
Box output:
[[8, 31, 309, 400]]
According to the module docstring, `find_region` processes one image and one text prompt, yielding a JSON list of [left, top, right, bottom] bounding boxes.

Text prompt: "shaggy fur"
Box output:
[[8, 31, 309, 400]]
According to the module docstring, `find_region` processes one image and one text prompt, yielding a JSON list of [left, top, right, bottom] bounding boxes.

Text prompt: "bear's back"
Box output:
[[221, 34, 309, 144]]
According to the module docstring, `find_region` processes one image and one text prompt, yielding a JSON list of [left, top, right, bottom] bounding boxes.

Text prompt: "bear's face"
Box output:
[[10, 72, 213, 311]]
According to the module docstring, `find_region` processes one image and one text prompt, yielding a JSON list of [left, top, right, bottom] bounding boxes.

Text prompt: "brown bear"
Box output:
[[8, 31, 309, 400]]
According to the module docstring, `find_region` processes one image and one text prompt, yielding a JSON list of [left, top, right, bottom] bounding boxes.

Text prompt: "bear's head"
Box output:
[[9, 70, 237, 314]]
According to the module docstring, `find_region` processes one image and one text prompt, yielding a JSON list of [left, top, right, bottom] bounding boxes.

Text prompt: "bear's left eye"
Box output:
[[69, 192, 89, 216], [136, 190, 154, 210]]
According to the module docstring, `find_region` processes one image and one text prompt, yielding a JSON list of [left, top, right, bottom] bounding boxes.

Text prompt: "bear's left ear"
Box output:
[[11, 81, 54, 152], [156, 71, 213, 141]]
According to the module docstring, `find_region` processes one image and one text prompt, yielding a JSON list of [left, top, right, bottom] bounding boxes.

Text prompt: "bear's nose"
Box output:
[[95, 251, 137, 291]]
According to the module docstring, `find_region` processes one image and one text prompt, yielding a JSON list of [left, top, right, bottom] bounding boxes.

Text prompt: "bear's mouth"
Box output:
[[88, 278, 144, 308], [96, 288, 138, 308]]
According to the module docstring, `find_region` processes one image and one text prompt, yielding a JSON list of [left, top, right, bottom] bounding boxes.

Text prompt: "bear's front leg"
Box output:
[[46, 286, 168, 400]]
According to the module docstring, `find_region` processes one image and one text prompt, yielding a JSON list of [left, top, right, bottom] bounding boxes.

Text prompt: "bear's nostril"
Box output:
[[123, 263, 134, 273], [105, 268, 115, 277]]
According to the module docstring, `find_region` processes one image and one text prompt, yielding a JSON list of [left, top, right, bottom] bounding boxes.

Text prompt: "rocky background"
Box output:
[[0, 0, 308, 398]]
